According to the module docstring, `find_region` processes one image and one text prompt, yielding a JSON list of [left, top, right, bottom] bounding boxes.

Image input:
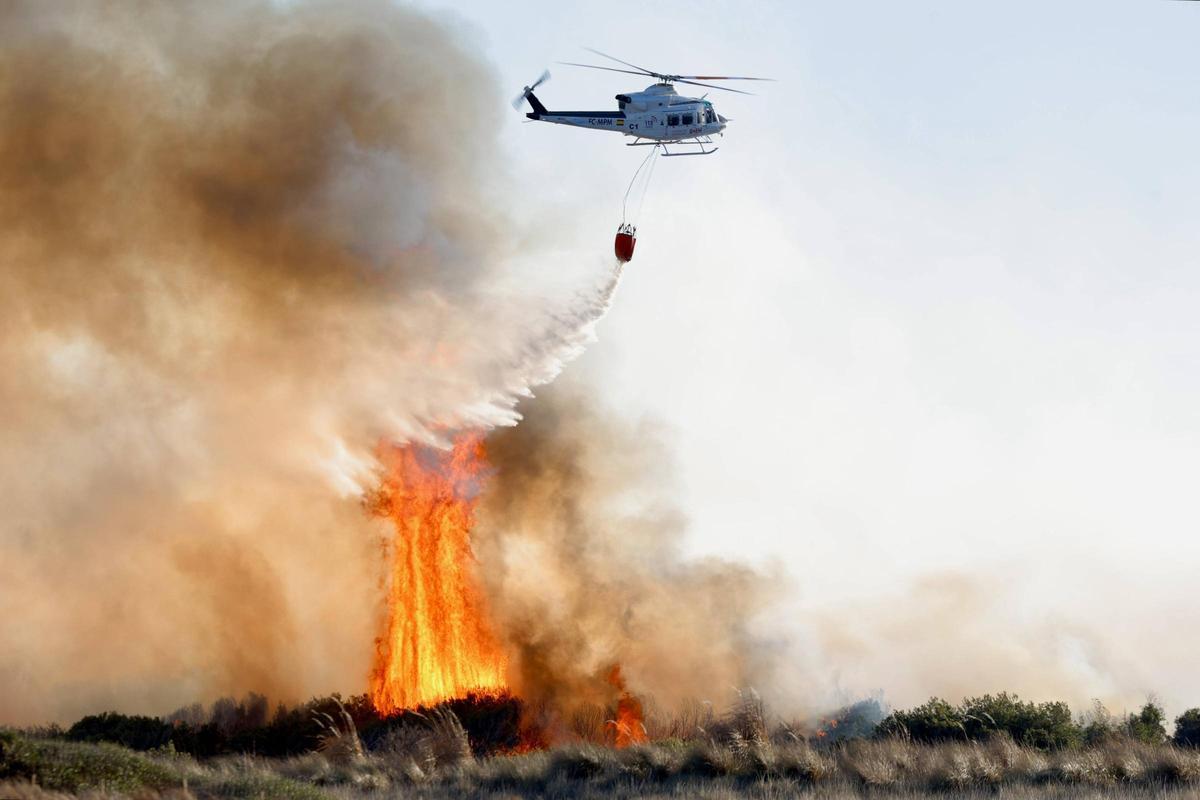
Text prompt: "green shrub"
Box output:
[[1126, 702, 1168, 745], [875, 698, 965, 743], [961, 693, 1082, 750], [0, 734, 180, 792], [1174, 709, 1200, 748], [876, 694, 1082, 749]]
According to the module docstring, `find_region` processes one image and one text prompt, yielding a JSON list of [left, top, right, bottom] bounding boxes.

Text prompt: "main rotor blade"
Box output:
[[560, 56, 771, 94], [559, 61, 653, 79], [676, 75, 775, 82], [676, 78, 754, 95], [583, 47, 661, 77]]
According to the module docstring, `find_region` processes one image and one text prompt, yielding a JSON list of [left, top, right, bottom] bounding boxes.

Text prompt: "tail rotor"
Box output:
[[511, 69, 551, 110]]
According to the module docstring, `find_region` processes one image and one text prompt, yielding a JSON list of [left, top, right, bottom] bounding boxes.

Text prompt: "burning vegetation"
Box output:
[[367, 435, 508, 714], [0, 0, 768, 742], [344, 385, 770, 750], [0, 0, 645, 728], [0, 0, 763, 767], [362, 427, 658, 751], [608, 666, 649, 748]]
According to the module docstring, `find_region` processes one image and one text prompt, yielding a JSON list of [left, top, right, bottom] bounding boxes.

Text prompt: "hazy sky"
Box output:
[[417, 1, 1200, 709]]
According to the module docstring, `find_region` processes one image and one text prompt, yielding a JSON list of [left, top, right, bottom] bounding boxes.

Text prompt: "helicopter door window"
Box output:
[[682, 113, 694, 125], [667, 114, 680, 127]]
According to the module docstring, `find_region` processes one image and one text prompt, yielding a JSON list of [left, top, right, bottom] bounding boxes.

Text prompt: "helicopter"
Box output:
[[513, 49, 772, 157]]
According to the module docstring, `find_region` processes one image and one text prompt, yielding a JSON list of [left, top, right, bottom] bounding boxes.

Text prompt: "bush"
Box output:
[[1126, 702, 1168, 745], [961, 693, 1081, 750], [362, 692, 523, 757], [54, 692, 523, 762], [875, 698, 965, 743], [0, 734, 180, 792], [818, 698, 885, 743], [1081, 701, 1120, 746], [66, 711, 173, 751], [163, 692, 384, 759], [876, 694, 1082, 749], [1174, 709, 1200, 748]]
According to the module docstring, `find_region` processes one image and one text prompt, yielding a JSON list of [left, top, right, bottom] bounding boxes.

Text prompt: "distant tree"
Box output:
[[1125, 701, 1167, 745], [1173, 708, 1200, 748], [209, 697, 238, 733], [207, 693, 269, 736], [163, 702, 204, 727]]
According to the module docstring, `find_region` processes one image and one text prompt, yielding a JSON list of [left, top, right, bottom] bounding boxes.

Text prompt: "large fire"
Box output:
[[365, 432, 654, 744], [368, 433, 508, 714]]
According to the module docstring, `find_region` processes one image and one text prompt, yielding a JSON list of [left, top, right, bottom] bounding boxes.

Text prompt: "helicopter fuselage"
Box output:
[[525, 83, 727, 143]]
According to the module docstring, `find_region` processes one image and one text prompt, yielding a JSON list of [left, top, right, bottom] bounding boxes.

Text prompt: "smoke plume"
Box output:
[[4, 0, 1131, 732], [475, 387, 773, 722], [0, 0, 622, 725]]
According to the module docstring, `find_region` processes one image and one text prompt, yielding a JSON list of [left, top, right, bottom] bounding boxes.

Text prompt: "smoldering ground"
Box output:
[[0, 0, 623, 725]]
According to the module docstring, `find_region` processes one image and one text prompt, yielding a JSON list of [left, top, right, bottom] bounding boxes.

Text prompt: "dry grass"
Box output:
[[314, 700, 366, 765], [5, 725, 1200, 798]]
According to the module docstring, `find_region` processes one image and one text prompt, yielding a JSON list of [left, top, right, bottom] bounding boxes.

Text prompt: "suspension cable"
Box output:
[[622, 145, 661, 225]]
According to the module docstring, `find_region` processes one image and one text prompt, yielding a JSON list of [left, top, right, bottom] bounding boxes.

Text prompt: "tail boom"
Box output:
[[525, 96, 626, 132]]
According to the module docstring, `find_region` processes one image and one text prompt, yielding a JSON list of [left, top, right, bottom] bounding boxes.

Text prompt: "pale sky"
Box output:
[[424, 1, 1199, 709]]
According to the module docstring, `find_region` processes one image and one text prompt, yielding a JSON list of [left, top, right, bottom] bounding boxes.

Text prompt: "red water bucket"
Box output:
[[614, 224, 637, 263]]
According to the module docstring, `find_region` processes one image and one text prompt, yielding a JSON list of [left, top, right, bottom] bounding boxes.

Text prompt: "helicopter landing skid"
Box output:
[[626, 137, 719, 156]]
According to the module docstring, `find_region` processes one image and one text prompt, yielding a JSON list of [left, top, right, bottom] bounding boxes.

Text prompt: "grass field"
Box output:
[[5, 728, 1200, 799]]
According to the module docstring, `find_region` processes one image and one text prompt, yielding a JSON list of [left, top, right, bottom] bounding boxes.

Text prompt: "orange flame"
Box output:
[[608, 664, 648, 747], [368, 433, 508, 714]]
